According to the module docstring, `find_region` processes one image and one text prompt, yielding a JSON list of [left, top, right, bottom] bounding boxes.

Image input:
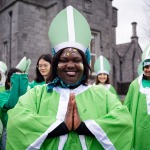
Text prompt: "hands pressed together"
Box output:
[[65, 93, 81, 131]]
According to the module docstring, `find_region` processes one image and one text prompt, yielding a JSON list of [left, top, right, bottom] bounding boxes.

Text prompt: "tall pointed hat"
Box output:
[[94, 55, 110, 75], [0, 61, 7, 73], [16, 57, 31, 74], [137, 61, 143, 76], [48, 5, 91, 53], [142, 43, 150, 67]]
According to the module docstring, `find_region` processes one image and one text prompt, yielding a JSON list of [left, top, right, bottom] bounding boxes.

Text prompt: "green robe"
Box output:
[[96, 84, 120, 100], [29, 80, 46, 89], [0, 86, 5, 93], [7, 84, 133, 150], [124, 74, 150, 150], [0, 74, 28, 128]]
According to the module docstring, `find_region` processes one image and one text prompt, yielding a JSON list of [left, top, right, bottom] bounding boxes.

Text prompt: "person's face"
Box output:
[[57, 48, 84, 84], [143, 65, 150, 80], [37, 59, 51, 78], [98, 73, 108, 84]]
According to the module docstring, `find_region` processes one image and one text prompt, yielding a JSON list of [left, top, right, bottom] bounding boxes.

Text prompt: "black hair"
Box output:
[[46, 49, 91, 85], [35, 54, 52, 83], [5, 68, 23, 90]]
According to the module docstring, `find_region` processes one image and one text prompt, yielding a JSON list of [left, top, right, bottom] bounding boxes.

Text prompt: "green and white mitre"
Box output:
[[137, 61, 143, 76], [142, 43, 150, 67], [16, 57, 31, 74], [0, 61, 7, 74], [0, 61, 7, 87], [48, 5, 91, 53], [94, 55, 110, 75]]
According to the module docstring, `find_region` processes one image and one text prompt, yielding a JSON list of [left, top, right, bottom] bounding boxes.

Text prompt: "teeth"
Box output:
[[67, 72, 75, 75]]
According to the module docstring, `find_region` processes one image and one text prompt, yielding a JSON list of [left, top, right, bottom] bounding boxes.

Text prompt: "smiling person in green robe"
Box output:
[[124, 44, 150, 150], [6, 5, 133, 150], [94, 55, 119, 100]]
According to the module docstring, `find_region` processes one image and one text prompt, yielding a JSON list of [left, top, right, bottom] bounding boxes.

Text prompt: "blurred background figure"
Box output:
[[124, 43, 150, 150], [94, 55, 119, 99], [0, 62, 7, 92], [29, 54, 52, 88], [0, 68, 28, 150], [0, 56, 30, 150]]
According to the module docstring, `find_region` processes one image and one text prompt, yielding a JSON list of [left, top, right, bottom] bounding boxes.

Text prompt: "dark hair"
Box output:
[[95, 74, 110, 84], [35, 54, 52, 83], [46, 49, 91, 85], [5, 68, 23, 90]]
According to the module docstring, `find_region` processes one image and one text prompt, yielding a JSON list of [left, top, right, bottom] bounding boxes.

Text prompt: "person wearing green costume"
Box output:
[[7, 5, 133, 150], [94, 55, 119, 99], [0, 68, 28, 150], [124, 44, 150, 150], [0, 61, 7, 92], [0, 57, 30, 150], [29, 54, 52, 88]]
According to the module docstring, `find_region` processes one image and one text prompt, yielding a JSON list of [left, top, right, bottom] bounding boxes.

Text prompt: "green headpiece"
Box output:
[[48, 5, 91, 53], [94, 55, 110, 75], [0, 61, 7, 73], [142, 43, 150, 67], [16, 57, 31, 74]]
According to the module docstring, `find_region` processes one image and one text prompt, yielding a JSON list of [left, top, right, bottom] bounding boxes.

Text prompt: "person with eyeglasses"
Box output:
[[29, 54, 52, 88]]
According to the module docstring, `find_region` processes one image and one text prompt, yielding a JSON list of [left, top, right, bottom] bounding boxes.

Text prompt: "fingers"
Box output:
[[64, 93, 74, 130], [73, 98, 81, 130], [65, 93, 81, 131]]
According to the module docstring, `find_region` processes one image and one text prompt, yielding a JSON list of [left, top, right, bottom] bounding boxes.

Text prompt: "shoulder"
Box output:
[[129, 78, 139, 87], [89, 84, 108, 95]]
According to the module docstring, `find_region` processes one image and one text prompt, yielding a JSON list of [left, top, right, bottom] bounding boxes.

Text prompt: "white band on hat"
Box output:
[[54, 41, 87, 53], [143, 62, 150, 67], [96, 70, 109, 75]]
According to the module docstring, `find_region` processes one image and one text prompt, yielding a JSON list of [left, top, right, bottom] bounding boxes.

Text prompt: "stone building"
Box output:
[[0, 0, 142, 95], [114, 22, 142, 95]]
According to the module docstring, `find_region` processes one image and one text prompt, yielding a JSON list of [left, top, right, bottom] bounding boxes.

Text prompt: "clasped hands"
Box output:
[[64, 93, 81, 131]]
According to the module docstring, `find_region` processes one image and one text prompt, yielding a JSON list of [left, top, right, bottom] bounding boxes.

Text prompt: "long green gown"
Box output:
[[7, 84, 133, 150], [124, 74, 150, 150]]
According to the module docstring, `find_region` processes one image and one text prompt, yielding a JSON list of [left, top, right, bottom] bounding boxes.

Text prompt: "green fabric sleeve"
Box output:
[[4, 74, 28, 109]]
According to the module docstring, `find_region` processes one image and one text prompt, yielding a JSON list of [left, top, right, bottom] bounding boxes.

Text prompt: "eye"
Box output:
[[73, 58, 82, 63], [59, 59, 68, 63]]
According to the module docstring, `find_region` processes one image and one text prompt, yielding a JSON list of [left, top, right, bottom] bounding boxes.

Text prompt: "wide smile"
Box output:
[[66, 71, 76, 76]]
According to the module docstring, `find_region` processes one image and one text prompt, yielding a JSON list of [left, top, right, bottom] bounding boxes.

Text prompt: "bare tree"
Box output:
[[143, 0, 150, 38]]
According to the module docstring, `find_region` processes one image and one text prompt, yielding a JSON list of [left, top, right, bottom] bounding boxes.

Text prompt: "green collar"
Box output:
[[142, 79, 150, 88]]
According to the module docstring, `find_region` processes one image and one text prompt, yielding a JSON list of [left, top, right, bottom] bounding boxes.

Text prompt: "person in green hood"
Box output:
[[6, 5, 133, 150], [124, 44, 150, 150]]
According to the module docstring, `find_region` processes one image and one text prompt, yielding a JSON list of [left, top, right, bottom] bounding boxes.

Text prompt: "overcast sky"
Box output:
[[112, 0, 149, 50]]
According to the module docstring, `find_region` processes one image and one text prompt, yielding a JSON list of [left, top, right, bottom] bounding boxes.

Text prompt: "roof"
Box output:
[[116, 42, 131, 57]]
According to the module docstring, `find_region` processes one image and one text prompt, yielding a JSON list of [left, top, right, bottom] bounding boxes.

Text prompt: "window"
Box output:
[[3, 41, 8, 64], [90, 32, 101, 72]]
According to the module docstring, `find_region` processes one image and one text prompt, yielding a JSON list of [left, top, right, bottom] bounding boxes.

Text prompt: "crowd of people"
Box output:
[[0, 5, 150, 150]]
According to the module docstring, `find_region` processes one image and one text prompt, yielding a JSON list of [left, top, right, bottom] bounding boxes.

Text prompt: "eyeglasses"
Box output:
[[37, 64, 49, 69]]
